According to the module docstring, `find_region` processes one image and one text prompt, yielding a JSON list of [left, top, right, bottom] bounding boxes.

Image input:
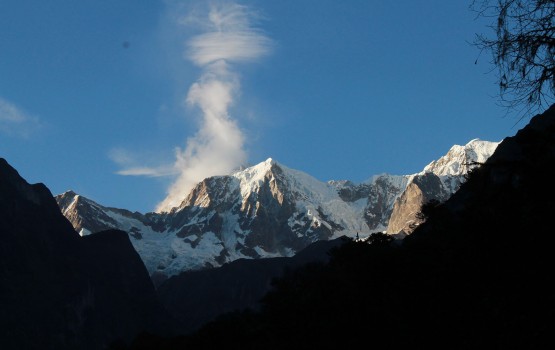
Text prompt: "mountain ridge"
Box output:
[[0, 158, 171, 349], [56, 138, 499, 279]]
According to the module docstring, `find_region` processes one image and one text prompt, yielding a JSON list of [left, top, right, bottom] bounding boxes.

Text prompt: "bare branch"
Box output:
[[472, 0, 555, 117]]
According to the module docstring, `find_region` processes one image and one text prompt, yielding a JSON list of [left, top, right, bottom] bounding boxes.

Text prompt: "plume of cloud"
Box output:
[[111, 2, 270, 212], [0, 97, 41, 138], [153, 2, 272, 212]]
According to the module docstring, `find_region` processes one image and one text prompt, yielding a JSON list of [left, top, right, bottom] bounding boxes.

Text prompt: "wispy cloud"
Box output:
[[0, 97, 41, 138], [186, 3, 271, 66], [109, 148, 177, 177], [111, 1, 271, 212], [117, 167, 175, 177]]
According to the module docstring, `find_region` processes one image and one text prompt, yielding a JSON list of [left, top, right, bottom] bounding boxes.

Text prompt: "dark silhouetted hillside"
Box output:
[[156, 237, 347, 334], [0, 159, 171, 349]]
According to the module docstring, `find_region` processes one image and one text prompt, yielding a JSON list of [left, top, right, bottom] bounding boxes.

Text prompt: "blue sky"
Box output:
[[1, 0, 516, 213]]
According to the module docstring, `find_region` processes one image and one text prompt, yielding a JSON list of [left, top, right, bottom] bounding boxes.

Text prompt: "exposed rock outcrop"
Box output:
[[387, 173, 449, 235]]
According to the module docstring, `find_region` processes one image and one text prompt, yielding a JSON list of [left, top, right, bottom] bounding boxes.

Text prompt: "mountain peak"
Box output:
[[423, 139, 499, 176], [61, 189, 78, 197], [232, 157, 282, 184], [255, 157, 279, 170], [0, 158, 54, 208]]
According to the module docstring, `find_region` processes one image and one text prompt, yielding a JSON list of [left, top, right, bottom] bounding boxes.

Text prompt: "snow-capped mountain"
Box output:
[[56, 139, 499, 279], [387, 139, 499, 235], [423, 139, 499, 176]]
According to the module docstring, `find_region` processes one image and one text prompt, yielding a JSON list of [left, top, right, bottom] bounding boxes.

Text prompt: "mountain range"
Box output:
[[128, 103, 555, 349], [56, 139, 498, 280], [3, 103, 555, 348]]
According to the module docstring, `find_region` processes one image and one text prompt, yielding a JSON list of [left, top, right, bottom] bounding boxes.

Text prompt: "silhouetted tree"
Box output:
[[414, 199, 441, 222], [473, 0, 555, 114], [366, 231, 394, 246]]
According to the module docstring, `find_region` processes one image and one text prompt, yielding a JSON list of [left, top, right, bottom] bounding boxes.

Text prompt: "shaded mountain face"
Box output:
[[56, 140, 498, 279], [0, 159, 169, 350]]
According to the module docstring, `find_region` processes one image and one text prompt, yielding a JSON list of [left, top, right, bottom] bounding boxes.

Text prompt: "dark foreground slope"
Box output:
[[156, 237, 347, 334], [129, 105, 555, 349], [0, 159, 170, 349]]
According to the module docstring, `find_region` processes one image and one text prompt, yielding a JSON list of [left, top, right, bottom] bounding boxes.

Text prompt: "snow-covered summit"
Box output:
[[423, 139, 499, 176], [232, 157, 280, 192]]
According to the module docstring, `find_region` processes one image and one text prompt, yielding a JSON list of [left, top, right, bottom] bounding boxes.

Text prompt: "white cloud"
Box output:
[[111, 1, 272, 212], [108, 148, 177, 177], [117, 167, 175, 177], [0, 97, 41, 138], [154, 1, 272, 212], [186, 3, 271, 66], [188, 31, 272, 65]]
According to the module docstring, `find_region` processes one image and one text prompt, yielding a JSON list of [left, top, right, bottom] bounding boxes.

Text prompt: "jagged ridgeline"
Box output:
[[56, 139, 498, 279]]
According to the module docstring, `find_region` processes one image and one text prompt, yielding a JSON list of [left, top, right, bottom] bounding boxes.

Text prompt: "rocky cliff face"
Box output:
[[386, 139, 498, 235], [386, 173, 449, 235], [0, 158, 170, 349], [332, 174, 409, 231], [56, 140, 499, 279]]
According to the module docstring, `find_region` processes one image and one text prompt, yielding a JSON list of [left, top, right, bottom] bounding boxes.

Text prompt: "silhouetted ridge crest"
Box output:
[[0, 158, 171, 349]]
